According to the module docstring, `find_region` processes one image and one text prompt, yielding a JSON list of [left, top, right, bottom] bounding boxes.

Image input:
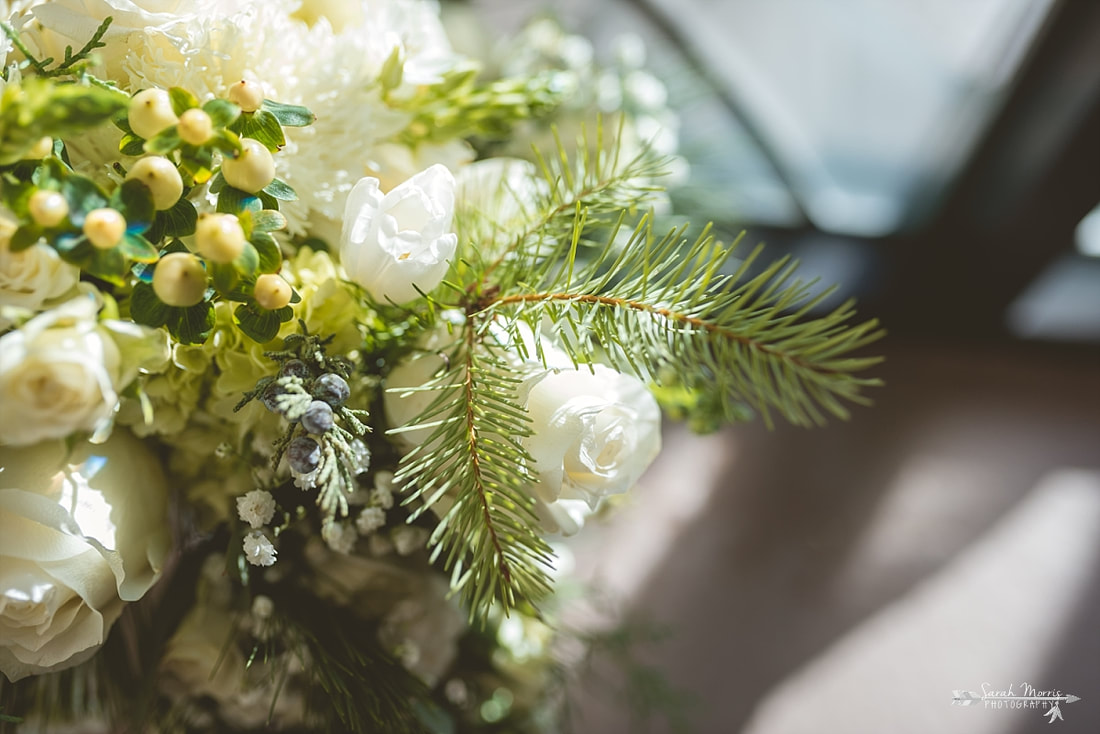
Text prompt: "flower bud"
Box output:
[[153, 252, 207, 307], [177, 108, 214, 145], [227, 79, 265, 113], [129, 88, 179, 140], [194, 213, 245, 263], [27, 190, 68, 227], [126, 156, 184, 211], [83, 208, 126, 250], [253, 273, 291, 310], [221, 139, 275, 194]]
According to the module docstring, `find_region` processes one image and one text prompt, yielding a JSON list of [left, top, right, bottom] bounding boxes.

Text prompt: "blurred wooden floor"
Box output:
[[567, 339, 1100, 734]]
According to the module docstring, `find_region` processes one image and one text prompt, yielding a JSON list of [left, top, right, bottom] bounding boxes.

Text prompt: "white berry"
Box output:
[[129, 88, 179, 140], [221, 138, 276, 193], [227, 79, 265, 113], [26, 136, 53, 159], [83, 208, 126, 249], [177, 108, 214, 145], [153, 252, 207, 307], [254, 273, 291, 310], [126, 156, 184, 211], [194, 213, 246, 263], [27, 190, 68, 227]]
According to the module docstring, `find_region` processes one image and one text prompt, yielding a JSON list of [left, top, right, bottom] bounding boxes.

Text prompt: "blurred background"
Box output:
[[454, 0, 1100, 731]]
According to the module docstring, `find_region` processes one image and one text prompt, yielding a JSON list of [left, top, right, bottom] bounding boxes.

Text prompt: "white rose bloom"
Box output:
[[0, 232, 80, 312], [341, 164, 458, 305], [524, 364, 661, 534], [0, 431, 170, 681], [0, 296, 168, 446]]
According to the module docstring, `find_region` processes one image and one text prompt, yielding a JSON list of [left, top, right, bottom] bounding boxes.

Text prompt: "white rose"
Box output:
[[524, 364, 661, 534], [341, 164, 458, 305], [0, 218, 80, 312], [0, 430, 170, 681], [0, 296, 169, 446]]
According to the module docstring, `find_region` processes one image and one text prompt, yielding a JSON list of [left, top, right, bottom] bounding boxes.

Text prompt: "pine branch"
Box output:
[[272, 590, 432, 734], [392, 321, 555, 621], [479, 215, 884, 428], [455, 118, 670, 296]]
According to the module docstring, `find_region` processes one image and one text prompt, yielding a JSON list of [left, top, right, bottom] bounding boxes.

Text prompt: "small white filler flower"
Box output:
[[243, 532, 277, 567]]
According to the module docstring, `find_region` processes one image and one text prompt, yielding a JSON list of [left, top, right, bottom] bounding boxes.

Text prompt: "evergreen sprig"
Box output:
[[1, 16, 114, 80], [456, 118, 670, 295], [393, 323, 555, 620], [394, 129, 882, 623], [483, 215, 885, 427]]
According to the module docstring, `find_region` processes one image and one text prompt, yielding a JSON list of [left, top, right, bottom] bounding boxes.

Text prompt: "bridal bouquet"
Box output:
[[0, 1, 882, 731]]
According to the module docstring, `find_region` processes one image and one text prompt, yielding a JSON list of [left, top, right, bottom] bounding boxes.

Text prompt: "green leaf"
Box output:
[[216, 185, 260, 214], [262, 178, 297, 201], [168, 86, 199, 116], [250, 209, 287, 233], [119, 134, 145, 156], [117, 233, 159, 262], [250, 232, 282, 273], [60, 174, 108, 226], [169, 301, 215, 345], [202, 98, 240, 128], [261, 99, 314, 127], [234, 241, 260, 277], [110, 178, 155, 232], [210, 260, 240, 294], [85, 245, 127, 285], [209, 128, 242, 155], [159, 197, 198, 238], [209, 170, 227, 194], [234, 302, 282, 343], [177, 146, 214, 186], [258, 190, 280, 211], [130, 281, 170, 327], [10, 225, 44, 252], [143, 126, 181, 155], [233, 109, 284, 151], [0, 77, 127, 164]]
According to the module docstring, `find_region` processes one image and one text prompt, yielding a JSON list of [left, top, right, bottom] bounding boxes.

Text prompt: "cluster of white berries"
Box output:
[[130, 82, 291, 311]]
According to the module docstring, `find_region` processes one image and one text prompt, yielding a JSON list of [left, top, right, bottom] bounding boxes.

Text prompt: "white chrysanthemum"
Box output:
[[236, 489, 276, 529], [356, 507, 386, 535], [243, 532, 277, 567], [71, 0, 463, 238]]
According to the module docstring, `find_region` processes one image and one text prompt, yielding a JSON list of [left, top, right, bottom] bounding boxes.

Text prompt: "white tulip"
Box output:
[[341, 164, 458, 305]]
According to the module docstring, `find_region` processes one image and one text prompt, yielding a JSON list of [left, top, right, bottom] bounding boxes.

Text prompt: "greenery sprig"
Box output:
[[392, 126, 883, 621], [1, 16, 114, 80]]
